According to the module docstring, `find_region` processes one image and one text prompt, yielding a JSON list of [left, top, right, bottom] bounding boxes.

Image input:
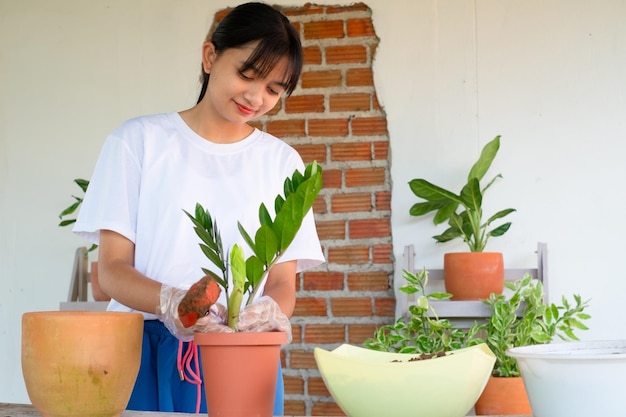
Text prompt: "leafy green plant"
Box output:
[[408, 135, 515, 252], [364, 268, 467, 354], [58, 178, 97, 253], [185, 161, 323, 330], [466, 274, 591, 377]]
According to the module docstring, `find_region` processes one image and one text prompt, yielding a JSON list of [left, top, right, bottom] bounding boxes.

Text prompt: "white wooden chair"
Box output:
[[395, 242, 548, 327], [59, 247, 108, 311]]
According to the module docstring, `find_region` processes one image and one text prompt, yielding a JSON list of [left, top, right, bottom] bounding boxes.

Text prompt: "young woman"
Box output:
[[73, 3, 324, 414]]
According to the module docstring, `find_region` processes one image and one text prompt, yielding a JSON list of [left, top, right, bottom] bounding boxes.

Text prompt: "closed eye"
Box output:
[[238, 70, 254, 80]]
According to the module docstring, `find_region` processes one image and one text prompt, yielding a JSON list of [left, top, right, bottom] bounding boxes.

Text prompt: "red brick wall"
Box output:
[[214, 4, 394, 416]]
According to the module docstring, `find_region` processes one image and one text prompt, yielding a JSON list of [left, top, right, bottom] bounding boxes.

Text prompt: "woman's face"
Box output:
[[202, 42, 288, 124]]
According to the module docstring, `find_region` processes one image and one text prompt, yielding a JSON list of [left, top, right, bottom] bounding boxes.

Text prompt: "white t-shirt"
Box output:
[[74, 112, 325, 318]]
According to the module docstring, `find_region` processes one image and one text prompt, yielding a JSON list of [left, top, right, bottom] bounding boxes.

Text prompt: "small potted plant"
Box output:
[[182, 161, 323, 417], [408, 135, 515, 299], [364, 268, 466, 355], [466, 274, 591, 415], [58, 178, 109, 301]]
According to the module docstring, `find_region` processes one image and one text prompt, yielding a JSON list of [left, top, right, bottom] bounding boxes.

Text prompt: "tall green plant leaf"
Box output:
[[459, 178, 482, 212], [433, 202, 458, 225], [408, 179, 462, 204], [468, 135, 500, 181]]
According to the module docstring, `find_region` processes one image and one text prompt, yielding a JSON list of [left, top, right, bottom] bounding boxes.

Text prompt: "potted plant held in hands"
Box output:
[[466, 274, 591, 415], [408, 135, 515, 299], [182, 161, 322, 417]]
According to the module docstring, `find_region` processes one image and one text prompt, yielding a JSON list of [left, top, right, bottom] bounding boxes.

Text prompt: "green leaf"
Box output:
[[245, 256, 266, 288], [254, 224, 279, 266], [409, 201, 443, 217], [200, 268, 227, 289], [569, 318, 589, 330], [59, 200, 81, 218], [408, 179, 462, 204], [285, 177, 296, 198], [74, 178, 90, 192], [273, 171, 321, 252], [258, 203, 273, 227], [429, 292, 453, 300], [459, 178, 482, 212], [486, 208, 516, 224], [433, 202, 459, 225], [58, 219, 77, 227], [230, 244, 247, 294], [274, 195, 285, 214], [433, 227, 462, 243], [237, 222, 256, 255], [200, 244, 225, 270], [399, 285, 419, 294], [467, 135, 500, 181], [489, 222, 512, 237]]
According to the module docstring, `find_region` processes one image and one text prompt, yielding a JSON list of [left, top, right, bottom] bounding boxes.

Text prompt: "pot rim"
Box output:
[[507, 340, 626, 360], [194, 330, 287, 346]]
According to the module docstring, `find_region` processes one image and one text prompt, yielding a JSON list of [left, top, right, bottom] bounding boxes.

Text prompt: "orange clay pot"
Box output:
[[443, 252, 504, 300], [195, 331, 286, 417], [21, 311, 143, 417], [474, 376, 532, 415]]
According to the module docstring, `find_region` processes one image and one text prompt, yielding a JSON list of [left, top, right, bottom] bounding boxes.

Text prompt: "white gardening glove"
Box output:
[[194, 303, 233, 334], [156, 284, 231, 341], [237, 295, 292, 343]]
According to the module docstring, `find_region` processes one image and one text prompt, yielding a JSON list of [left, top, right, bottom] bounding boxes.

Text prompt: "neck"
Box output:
[[178, 104, 254, 144]]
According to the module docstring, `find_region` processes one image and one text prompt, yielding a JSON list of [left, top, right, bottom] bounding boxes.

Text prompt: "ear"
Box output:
[[202, 42, 217, 74]]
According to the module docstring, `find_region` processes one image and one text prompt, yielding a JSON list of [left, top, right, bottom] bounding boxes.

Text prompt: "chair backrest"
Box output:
[[395, 242, 548, 326], [66, 246, 89, 302]]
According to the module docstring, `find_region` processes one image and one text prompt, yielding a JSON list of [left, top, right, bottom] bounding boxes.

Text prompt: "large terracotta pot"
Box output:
[[21, 311, 143, 417], [443, 252, 504, 300], [474, 376, 532, 415], [195, 331, 286, 417]]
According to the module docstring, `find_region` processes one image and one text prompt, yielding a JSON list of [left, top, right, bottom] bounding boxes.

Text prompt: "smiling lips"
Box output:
[[236, 102, 255, 115]]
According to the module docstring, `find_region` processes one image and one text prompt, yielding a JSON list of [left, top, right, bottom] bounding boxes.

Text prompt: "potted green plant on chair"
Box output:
[[408, 135, 515, 299]]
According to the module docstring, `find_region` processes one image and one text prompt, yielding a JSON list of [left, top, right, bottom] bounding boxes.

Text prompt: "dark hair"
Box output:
[[197, 2, 303, 103]]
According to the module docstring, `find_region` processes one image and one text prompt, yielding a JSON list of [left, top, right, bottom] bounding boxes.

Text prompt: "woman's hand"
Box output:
[[158, 286, 232, 341], [237, 296, 292, 342]]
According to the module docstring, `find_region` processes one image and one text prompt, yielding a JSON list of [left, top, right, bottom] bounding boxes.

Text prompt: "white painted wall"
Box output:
[[2, 0, 625, 403]]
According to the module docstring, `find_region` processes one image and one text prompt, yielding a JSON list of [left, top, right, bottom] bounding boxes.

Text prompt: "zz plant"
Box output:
[[185, 161, 322, 330]]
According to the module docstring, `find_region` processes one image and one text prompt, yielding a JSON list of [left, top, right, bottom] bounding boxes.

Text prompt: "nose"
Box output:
[[243, 82, 263, 108]]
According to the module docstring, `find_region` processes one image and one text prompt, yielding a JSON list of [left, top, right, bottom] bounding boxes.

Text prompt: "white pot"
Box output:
[[507, 340, 626, 417]]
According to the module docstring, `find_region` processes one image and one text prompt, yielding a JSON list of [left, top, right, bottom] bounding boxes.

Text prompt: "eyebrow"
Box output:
[[243, 64, 288, 89]]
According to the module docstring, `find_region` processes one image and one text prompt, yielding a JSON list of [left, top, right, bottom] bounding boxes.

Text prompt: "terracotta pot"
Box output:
[[474, 376, 532, 415], [21, 311, 143, 417], [195, 331, 286, 417], [443, 252, 504, 300], [90, 261, 111, 301]]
